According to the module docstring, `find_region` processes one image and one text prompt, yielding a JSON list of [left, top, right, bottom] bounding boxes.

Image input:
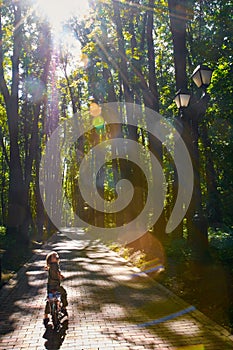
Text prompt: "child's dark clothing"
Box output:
[[45, 262, 68, 314], [48, 262, 62, 290]]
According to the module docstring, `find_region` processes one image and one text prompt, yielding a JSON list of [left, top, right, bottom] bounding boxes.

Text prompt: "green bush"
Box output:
[[0, 226, 6, 236], [0, 226, 6, 247], [0, 226, 17, 251], [164, 238, 192, 263], [209, 227, 233, 262]]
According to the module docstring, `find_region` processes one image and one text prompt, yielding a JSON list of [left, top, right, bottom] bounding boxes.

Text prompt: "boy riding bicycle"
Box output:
[[43, 251, 68, 327]]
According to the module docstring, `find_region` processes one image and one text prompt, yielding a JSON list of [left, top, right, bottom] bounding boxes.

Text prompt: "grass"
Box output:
[[0, 271, 14, 288]]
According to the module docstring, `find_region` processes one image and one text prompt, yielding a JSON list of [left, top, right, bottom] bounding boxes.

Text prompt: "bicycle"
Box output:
[[47, 290, 66, 330]]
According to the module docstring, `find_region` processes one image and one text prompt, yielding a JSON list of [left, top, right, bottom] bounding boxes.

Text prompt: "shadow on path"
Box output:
[[0, 247, 47, 336], [43, 320, 68, 349]]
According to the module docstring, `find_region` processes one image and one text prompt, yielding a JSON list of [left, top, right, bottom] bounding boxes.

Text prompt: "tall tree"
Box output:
[[0, 1, 51, 245]]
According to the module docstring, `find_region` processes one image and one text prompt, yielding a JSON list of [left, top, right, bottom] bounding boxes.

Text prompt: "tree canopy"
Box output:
[[0, 0, 232, 256]]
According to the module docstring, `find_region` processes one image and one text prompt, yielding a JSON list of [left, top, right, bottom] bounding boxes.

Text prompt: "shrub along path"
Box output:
[[0, 231, 233, 349]]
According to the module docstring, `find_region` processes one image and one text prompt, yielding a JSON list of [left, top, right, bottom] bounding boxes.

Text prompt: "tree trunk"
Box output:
[[112, 0, 132, 103], [64, 68, 78, 114], [168, 1, 192, 242], [168, 0, 188, 89], [201, 122, 222, 226], [144, 1, 166, 239], [6, 102, 29, 244], [103, 67, 117, 102], [147, 0, 159, 111], [5, 5, 30, 244], [184, 104, 209, 260]]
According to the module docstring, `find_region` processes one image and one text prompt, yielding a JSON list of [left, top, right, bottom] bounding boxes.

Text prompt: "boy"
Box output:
[[43, 251, 68, 327]]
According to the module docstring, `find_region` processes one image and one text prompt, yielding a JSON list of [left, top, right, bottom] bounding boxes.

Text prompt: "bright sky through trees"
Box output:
[[36, 0, 89, 30], [34, 0, 88, 72]]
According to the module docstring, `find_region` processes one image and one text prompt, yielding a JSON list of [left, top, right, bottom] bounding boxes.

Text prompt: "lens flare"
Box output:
[[39, 102, 194, 244], [92, 116, 105, 129], [90, 103, 102, 117]]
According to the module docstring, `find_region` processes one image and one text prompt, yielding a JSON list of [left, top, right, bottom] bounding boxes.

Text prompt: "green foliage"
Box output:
[[164, 238, 193, 263], [185, 0, 233, 228], [0, 226, 6, 235], [209, 227, 233, 263]]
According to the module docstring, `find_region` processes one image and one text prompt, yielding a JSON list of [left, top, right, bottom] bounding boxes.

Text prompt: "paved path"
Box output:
[[0, 232, 233, 350]]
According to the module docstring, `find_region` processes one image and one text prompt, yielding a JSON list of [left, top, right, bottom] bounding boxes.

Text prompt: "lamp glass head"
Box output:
[[174, 89, 191, 109], [192, 64, 213, 89]]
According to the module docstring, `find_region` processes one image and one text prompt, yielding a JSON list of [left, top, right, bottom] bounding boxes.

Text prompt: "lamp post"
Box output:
[[174, 64, 213, 260]]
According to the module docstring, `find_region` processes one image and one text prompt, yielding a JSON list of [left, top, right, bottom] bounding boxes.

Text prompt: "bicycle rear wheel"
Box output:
[[51, 303, 59, 329]]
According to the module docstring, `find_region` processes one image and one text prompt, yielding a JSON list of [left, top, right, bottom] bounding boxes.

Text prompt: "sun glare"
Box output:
[[34, 0, 90, 67], [36, 0, 89, 30]]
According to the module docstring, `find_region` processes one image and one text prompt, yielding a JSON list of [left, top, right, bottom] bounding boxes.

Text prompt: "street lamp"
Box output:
[[173, 63, 213, 260], [174, 88, 191, 109], [191, 64, 213, 90], [174, 65, 213, 111]]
